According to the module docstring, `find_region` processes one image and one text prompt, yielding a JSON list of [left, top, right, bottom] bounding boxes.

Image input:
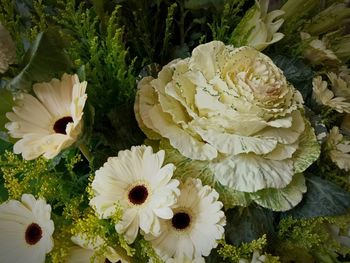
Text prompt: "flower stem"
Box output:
[[78, 143, 92, 163]]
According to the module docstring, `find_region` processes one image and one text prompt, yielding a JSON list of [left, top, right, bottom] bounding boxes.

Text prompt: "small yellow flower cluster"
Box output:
[[48, 226, 73, 263], [1, 151, 50, 199], [217, 235, 273, 262]]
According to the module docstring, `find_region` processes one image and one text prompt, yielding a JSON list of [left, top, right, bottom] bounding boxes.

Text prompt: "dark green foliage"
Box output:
[[224, 206, 276, 246], [91, 104, 145, 168], [271, 54, 314, 101], [205, 249, 231, 263], [209, 0, 250, 43], [116, 0, 248, 67], [0, 88, 14, 131], [284, 176, 350, 218], [7, 29, 72, 92], [276, 216, 350, 263], [184, 0, 225, 10]]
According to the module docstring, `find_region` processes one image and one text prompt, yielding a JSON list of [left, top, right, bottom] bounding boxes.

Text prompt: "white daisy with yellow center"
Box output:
[[0, 194, 54, 263], [145, 178, 226, 261], [90, 145, 180, 244], [6, 73, 87, 160]]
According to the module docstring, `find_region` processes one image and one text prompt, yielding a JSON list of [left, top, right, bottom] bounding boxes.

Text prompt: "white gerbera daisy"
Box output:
[[90, 145, 180, 244], [67, 234, 131, 263], [145, 178, 226, 261], [5, 73, 87, 160], [0, 194, 54, 263]]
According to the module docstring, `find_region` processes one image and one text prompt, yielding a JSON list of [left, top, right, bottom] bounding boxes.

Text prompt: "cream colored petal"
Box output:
[[263, 142, 298, 160], [330, 150, 350, 171], [11, 94, 52, 129], [159, 83, 192, 125], [149, 105, 217, 160], [5, 112, 50, 138], [0, 201, 33, 223], [194, 87, 227, 117], [66, 121, 82, 140], [266, 10, 285, 30], [66, 246, 105, 263], [266, 115, 293, 128], [89, 195, 119, 219], [165, 82, 198, 119], [135, 77, 162, 139], [152, 61, 194, 125], [171, 66, 199, 112], [210, 153, 293, 192], [190, 113, 268, 137], [70, 77, 87, 124], [194, 127, 278, 155], [13, 133, 73, 160], [248, 22, 268, 48], [33, 78, 71, 118], [116, 209, 139, 244], [41, 134, 74, 159], [153, 206, 173, 219], [189, 41, 228, 80], [253, 32, 284, 51], [142, 147, 165, 177], [257, 110, 304, 144], [138, 208, 155, 233]]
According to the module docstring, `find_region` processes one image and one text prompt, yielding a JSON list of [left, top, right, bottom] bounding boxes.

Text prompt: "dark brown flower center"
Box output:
[[25, 223, 43, 245], [105, 260, 121, 263], [128, 185, 148, 205], [172, 212, 191, 230], [53, 116, 73, 134]]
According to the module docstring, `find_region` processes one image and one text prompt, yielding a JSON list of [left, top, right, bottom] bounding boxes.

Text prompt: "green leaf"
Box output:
[[7, 28, 72, 92], [107, 104, 145, 150], [0, 137, 11, 202], [224, 206, 276, 246], [229, 2, 257, 47], [0, 88, 14, 131], [206, 249, 231, 263], [284, 175, 350, 218], [250, 173, 307, 212], [293, 119, 320, 174], [160, 140, 251, 209], [184, 0, 224, 10], [0, 136, 12, 154], [271, 55, 314, 100]]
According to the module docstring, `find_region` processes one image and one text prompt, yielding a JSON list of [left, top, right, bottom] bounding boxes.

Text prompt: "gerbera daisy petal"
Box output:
[[0, 194, 54, 263], [13, 133, 72, 160], [6, 73, 87, 160], [90, 145, 179, 243], [145, 178, 226, 262], [12, 94, 52, 128], [153, 206, 173, 219], [33, 78, 71, 117], [5, 113, 50, 138]]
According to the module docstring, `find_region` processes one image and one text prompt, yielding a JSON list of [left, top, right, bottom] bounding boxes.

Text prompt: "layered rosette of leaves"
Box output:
[[135, 41, 320, 211]]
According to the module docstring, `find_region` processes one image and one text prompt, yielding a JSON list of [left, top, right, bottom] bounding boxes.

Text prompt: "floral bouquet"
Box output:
[[0, 0, 350, 262]]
